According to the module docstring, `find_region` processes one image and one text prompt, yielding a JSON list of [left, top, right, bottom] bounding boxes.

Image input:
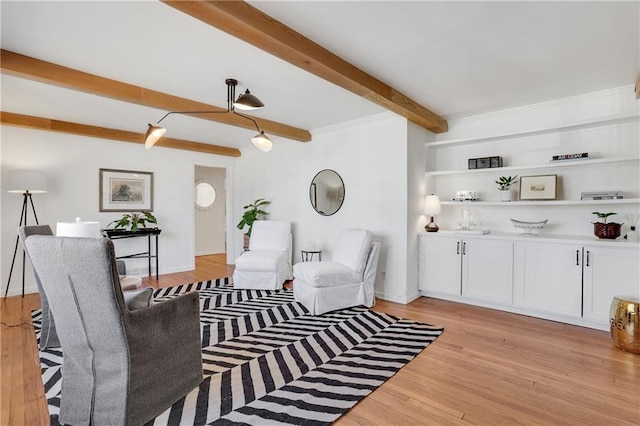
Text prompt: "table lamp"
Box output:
[[56, 217, 102, 238], [424, 194, 442, 232]]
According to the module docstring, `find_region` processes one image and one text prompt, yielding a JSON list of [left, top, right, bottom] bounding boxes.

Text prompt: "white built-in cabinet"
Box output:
[[419, 232, 640, 331], [419, 234, 513, 304], [513, 241, 583, 318], [582, 245, 640, 323]]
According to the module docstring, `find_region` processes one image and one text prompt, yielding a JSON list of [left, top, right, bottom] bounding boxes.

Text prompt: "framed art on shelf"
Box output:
[[519, 174, 557, 201], [99, 168, 153, 212]]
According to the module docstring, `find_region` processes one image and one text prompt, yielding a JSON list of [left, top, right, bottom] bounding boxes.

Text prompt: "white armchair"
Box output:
[[233, 220, 293, 290], [293, 228, 381, 315]]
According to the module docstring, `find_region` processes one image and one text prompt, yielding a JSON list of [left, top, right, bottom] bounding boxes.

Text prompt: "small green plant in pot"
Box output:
[[496, 175, 518, 201], [109, 211, 157, 232], [237, 198, 270, 248], [592, 212, 622, 239]]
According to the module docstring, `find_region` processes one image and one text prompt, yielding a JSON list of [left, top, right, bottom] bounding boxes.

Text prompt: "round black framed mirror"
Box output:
[[309, 169, 345, 216]]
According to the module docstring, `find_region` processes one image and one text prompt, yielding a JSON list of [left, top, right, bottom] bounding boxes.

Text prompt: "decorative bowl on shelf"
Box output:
[[510, 218, 548, 235]]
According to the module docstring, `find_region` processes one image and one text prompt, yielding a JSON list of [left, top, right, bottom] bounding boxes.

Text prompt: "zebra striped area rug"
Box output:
[[33, 277, 443, 425]]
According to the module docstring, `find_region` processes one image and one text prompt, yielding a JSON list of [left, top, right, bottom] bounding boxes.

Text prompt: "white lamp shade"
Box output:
[[424, 195, 442, 215], [7, 170, 47, 193], [57, 217, 102, 238], [251, 131, 273, 152], [145, 124, 166, 150]]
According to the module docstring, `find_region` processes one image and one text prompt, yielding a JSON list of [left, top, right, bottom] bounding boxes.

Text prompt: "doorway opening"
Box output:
[[194, 166, 226, 258]]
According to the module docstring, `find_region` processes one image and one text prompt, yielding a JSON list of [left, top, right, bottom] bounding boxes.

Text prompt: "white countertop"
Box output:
[[418, 230, 640, 247]]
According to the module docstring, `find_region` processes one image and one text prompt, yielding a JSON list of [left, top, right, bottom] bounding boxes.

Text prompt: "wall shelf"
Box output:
[[426, 156, 639, 177], [425, 113, 639, 149], [441, 198, 640, 206]]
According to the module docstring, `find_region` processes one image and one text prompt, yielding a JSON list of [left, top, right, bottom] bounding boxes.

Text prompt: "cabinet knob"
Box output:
[[456, 241, 460, 255], [586, 250, 591, 267], [576, 250, 579, 266]]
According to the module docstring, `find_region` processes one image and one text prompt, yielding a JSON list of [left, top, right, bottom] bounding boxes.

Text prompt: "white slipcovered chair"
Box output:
[[293, 228, 381, 315], [233, 220, 293, 290]]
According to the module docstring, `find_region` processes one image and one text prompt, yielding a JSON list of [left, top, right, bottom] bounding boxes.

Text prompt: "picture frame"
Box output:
[[99, 168, 153, 212], [519, 174, 557, 200]]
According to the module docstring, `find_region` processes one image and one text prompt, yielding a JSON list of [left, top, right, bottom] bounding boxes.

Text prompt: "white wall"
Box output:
[[235, 112, 417, 302], [1, 127, 236, 296], [406, 121, 435, 302]]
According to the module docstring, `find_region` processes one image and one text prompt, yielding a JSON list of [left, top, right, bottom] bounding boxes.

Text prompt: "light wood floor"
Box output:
[[2, 254, 638, 425]]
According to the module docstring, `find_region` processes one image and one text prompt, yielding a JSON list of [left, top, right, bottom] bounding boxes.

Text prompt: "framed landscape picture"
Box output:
[[99, 168, 153, 212], [519, 174, 557, 200]]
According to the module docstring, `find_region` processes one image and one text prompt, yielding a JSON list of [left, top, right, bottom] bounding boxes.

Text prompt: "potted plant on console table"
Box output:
[[592, 212, 622, 239], [105, 211, 158, 236]]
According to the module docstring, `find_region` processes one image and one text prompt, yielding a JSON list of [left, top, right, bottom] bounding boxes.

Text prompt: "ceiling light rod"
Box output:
[[145, 78, 272, 152]]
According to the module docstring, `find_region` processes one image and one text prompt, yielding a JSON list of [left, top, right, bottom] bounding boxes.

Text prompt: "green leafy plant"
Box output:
[[109, 211, 157, 232], [236, 198, 270, 236], [592, 212, 617, 224], [495, 175, 518, 191]]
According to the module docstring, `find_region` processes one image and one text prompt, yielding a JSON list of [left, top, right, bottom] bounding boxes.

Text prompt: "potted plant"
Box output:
[[592, 212, 622, 239], [108, 211, 157, 232], [496, 175, 518, 201], [236, 198, 270, 249]]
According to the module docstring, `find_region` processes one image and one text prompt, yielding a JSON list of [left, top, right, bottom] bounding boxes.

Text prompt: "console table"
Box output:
[[102, 228, 161, 279]]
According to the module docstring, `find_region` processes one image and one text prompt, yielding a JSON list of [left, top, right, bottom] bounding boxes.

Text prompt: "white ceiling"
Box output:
[[1, 1, 638, 151]]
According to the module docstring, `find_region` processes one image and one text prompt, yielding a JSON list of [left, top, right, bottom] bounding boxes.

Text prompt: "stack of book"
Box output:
[[550, 152, 589, 163], [581, 191, 623, 200]]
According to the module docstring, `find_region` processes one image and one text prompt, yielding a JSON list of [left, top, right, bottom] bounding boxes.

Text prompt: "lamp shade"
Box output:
[[234, 89, 264, 110], [424, 194, 442, 215], [251, 131, 273, 152], [145, 124, 166, 150], [57, 217, 102, 238], [7, 170, 47, 193]]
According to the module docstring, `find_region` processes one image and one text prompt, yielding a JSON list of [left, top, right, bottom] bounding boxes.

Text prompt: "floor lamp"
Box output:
[[4, 170, 47, 298]]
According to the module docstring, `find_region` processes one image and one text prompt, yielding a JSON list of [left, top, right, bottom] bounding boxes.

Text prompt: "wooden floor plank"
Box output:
[[1, 254, 639, 425]]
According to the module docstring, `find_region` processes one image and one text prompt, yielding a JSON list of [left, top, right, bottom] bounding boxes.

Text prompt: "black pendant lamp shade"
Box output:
[[144, 78, 270, 151]]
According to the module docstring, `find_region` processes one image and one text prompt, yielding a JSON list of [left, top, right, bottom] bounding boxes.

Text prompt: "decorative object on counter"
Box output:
[[624, 214, 639, 242], [237, 198, 270, 249], [591, 212, 622, 239], [468, 156, 502, 169], [424, 194, 442, 232], [57, 217, 101, 238], [519, 175, 557, 201], [496, 175, 518, 202], [510, 218, 548, 235], [580, 191, 623, 200], [108, 211, 157, 232], [457, 208, 478, 231], [550, 152, 589, 162], [610, 296, 640, 354], [453, 190, 478, 201], [100, 168, 153, 212]]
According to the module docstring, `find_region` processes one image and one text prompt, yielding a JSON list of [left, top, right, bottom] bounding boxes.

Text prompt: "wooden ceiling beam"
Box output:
[[0, 49, 311, 142], [163, 0, 448, 134], [0, 111, 241, 157]]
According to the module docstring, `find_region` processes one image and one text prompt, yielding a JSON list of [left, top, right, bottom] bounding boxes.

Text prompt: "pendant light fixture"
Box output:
[[144, 78, 272, 152]]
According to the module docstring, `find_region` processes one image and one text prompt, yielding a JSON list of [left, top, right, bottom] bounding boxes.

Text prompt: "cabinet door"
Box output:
[[582, 245, 640, 324], [418, 234, 462, 295], [462, 238, 514, 305], [514, 241, 583, 317]]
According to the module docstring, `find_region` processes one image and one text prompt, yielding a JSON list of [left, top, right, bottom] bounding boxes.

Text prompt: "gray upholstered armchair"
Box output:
[[18, 225, 60, 348], [19, 225, 146, 349], [25, 234, 203, 426]]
